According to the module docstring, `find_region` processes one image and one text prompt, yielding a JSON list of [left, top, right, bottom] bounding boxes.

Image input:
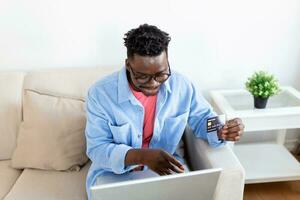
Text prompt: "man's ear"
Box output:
[[125, 59, 130, 70]]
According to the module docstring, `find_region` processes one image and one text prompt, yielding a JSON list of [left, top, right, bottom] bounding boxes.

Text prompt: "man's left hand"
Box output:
[[218, 118, 245, 141]]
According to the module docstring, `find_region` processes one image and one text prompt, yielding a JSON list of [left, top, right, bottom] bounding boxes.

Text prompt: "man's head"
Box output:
[[124, 24, 171, 96]]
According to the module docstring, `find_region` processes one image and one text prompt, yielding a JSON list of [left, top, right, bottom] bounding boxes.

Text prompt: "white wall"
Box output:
[[0, 0, 300, 147], [1, 0, 299, 90]]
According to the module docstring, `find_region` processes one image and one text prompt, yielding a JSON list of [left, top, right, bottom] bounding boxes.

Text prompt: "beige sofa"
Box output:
[[0, 67, 245, 200]]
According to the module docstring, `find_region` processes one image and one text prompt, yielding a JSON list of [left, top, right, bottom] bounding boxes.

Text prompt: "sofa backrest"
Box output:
[[0, 67, 119, 160], [23, 67, 118, 100], [0, 72, 25, 160]]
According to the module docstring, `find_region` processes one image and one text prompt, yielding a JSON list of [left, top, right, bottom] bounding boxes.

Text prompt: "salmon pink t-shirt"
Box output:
[[130, 86, 157, 148]]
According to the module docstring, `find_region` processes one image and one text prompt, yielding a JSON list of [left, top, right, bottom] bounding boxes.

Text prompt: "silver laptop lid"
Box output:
[[91, 168, 222, 200]]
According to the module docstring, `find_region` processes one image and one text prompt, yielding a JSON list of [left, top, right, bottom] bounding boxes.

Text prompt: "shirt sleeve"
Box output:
[[85, 89, 137, 174], [187, 82, 226, 148]]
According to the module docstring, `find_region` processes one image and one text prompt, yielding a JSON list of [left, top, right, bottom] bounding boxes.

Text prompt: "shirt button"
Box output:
[[138, 134, 141, 138]]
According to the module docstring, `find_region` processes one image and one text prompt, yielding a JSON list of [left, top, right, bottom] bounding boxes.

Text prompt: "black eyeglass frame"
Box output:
[[128, 62, 171, 84]]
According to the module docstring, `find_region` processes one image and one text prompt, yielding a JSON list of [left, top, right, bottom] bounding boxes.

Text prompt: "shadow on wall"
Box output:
[[297, 67, 300, 90], [296, 57, 300, 90]]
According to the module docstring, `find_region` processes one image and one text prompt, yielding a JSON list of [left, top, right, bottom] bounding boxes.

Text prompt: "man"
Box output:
[[85, 24, 244, 199]]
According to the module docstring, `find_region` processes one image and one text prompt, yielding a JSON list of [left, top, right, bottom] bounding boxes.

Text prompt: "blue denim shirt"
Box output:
[[85, 67, 225, 199]]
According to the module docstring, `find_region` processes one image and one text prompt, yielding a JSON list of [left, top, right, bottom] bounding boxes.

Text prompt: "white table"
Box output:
[[210, 86, 300, 184]]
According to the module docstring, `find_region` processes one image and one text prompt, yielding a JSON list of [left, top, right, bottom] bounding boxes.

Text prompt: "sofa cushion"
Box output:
[[0, 72, 25, 160], [4, 162, 91, 200], [0, 160, 22, 199], [11, 89, 88, 171]]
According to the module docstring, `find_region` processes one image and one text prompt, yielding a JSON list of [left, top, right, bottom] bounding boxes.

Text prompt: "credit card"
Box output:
[[207, 116, 222, 133]]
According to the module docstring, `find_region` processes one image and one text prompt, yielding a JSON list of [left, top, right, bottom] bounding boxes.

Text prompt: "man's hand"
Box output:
[[141, 149, 185, 175], [125, 148, 184, 176], [218, 118, 245, 141]]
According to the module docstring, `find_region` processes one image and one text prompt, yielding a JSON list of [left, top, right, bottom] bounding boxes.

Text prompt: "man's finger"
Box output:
[[226, 118, 243, 129], [158, 170, 167, 176], [219, 128, 228, 134], [225, 137, 237, 141], [226, 122, 241, 129], [168, 162, 184, 173], [218, 128, 228, 140], [229, 118, 242, 123], [235, 136, 241, 141], [165, 153, 184, 170], [227, 124, 244, 132], [225, 135, 241, 141], [225, 131, 243, 138], [162, 168, 172, 175], [156, 170, 163, 176]]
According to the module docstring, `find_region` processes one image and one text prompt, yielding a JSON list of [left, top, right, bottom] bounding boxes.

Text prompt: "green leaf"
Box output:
[[245, 70, 280, 98]]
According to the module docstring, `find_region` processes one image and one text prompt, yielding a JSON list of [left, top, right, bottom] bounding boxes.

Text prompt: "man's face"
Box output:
[[126, 51, 170, 96]]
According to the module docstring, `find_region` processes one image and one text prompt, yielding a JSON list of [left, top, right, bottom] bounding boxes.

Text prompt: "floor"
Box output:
[[243, 153, 300, 200]]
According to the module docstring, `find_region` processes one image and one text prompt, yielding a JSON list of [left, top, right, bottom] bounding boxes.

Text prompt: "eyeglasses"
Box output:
[[129, 63, 171, 84]]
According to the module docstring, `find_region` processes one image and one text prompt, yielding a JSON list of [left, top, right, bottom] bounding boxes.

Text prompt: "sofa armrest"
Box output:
[[184, 127, 245, 200]]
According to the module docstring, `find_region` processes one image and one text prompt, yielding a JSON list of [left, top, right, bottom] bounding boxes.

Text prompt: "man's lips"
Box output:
[[141, 86, 159, 91]]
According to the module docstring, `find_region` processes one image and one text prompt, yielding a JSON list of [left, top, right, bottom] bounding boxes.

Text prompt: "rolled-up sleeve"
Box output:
[[187, 83, 226, 148], [85, 89, 135, 174]]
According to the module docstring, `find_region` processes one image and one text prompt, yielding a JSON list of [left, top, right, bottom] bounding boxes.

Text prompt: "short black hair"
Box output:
[[124, 24, 171, 58]]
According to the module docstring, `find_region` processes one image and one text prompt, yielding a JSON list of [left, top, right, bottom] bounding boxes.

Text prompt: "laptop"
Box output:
[[91, 168, 222, 200]]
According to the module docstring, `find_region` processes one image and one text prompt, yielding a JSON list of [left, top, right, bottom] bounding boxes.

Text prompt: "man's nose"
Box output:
[[148, 77, 160, 86]]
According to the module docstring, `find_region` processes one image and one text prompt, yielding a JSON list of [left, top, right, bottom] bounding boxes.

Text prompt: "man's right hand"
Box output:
[[142, 149, 185, 175], [125, 148, 184, 175]]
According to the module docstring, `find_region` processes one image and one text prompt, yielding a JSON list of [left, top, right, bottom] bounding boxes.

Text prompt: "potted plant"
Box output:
[[245, 71, 280, 109]]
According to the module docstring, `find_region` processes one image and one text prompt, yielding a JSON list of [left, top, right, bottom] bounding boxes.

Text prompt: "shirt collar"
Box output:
[[117, 66, 171, 104]]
